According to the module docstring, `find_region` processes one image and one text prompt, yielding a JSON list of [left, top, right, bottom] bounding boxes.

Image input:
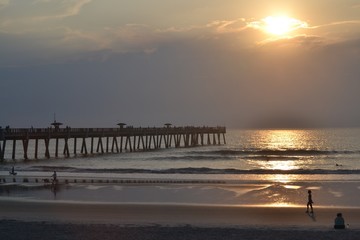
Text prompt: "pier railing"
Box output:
[[0, 126, 226, 160]]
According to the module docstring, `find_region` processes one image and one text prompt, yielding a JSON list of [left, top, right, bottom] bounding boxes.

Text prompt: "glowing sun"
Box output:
[[250, 16, 308, 36]]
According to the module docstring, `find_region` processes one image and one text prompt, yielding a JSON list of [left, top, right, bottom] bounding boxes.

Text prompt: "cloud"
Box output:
[[1, 2, 360, 127], [1, 26, 360, 127], [0, 16, 332, 69], [59, 27, 108, 51], [206, 18, 248, 33], [0, 0, 92, 32], [308, 20, 360, 42], [311, 20, 360, 29], [258, 35, 324, 49], [0, 0, 9, 9], [32, 0, 92, 21]]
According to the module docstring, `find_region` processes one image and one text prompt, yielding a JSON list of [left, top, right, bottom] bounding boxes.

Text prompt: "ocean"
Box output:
[[1, 128, 360, 180], [1, 128, 360, 207]]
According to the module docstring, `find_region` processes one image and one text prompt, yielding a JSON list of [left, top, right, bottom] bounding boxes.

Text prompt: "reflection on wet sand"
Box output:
[[1, 179, 359, 209]]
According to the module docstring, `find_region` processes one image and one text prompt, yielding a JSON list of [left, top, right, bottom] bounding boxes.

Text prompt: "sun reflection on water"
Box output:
[[262, 129, 303, 150], [262, 160, 296, 171], [253, 130, 312, 183], [256, 130, 312, 171]]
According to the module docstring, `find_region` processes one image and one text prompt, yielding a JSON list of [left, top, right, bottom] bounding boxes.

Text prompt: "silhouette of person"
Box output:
[[9, 166, 16, 175], [334, 213, 346, 229], [52, 171, 57, 184], [306, 190, 314, 213]]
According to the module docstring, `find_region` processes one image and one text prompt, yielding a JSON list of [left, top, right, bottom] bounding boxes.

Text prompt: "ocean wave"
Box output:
[[148, 155, 236, 161], [192, 149, 360, 156], [148, 149, 360, 161], [30, 166, 360, 175]]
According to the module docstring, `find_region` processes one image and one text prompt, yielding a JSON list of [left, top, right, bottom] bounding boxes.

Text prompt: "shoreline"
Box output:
[[2, 177, 360, 239], [2, 178, 360, 207], [1, 199, 359, 228]]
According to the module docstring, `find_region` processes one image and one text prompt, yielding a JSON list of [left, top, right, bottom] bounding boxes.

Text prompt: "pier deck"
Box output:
[[0, 126, 226, 160]]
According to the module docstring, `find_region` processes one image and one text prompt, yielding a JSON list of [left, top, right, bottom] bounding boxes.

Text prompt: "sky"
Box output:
[[0, 0, 360, 128]]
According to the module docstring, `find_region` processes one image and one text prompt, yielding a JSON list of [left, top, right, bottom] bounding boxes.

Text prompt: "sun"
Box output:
[[249, 15, 308, 36], [264, 16, 297, 35]]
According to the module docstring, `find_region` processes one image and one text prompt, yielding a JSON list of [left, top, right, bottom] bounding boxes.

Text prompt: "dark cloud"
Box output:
[[1, 26, 360, 128]]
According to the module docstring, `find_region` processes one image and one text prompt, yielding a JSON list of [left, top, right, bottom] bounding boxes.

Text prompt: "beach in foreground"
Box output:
[[1, 219, 359, 240], [1, 177, 360, 239], [1, 199, 360, 240]]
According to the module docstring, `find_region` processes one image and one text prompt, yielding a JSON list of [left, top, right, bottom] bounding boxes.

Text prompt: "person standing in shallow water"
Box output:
[[306, 190, 314, 213]]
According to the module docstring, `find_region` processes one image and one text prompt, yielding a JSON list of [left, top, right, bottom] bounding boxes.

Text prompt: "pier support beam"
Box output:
[[141, 136, 145, 150], [74, 138, 77, 155], [0, 126, 226, 160], [12, 139, 16, 160], [97, 137, 104, 153], [133, 136, 136, 151], [0, 140, 6, 160], [22, 139, 29, 160], [35, 139, 38, 159], [120, 136, 123, 153], [55, 138, 59, 157], [44, 138, 50, 158], [63, 138, 70, 157], [81, 138, 88, 155], [106, 137, 109, 153], [111, 137, 119, 153], [90, 137, 94, 154]]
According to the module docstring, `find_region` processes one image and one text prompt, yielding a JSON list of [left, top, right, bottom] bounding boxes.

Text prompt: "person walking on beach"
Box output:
[[334, 213, 346, 229], [51, 171, 57, 184], [9, 166, 17, 175], [306, 190, 314, 213]]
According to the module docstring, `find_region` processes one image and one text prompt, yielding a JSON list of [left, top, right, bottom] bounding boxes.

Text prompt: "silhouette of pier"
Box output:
[[0, 125, 226, 160]]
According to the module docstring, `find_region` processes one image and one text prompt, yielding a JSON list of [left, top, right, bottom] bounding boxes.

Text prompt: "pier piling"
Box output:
[[0, 126, 226, 160]]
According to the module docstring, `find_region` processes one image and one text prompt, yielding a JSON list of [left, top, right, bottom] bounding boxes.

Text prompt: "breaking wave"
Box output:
[[31, 166, 360, 175]]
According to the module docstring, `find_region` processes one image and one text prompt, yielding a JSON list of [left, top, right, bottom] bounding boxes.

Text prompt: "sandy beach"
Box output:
[[1, 176, 360, 239], [1, 220, 359, 240], [1, 200, 360, 240], [0, 199, 359, 227]]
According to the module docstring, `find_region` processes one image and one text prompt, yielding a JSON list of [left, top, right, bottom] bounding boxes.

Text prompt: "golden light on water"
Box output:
[[234, 129, 322, 206], [268, 202, 294, 207], [263, 130, 300, 150], [263, 160, 296, 171], [255, 130, 310, 183], [262, 174, 293, 183]]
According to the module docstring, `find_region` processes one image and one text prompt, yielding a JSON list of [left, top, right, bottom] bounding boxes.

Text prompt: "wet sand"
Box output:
[[1, 178, 360, 239], [1, 200, 360, 240], [0, 199, 359, 227]]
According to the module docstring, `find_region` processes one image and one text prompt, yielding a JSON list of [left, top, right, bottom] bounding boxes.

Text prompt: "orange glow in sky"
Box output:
[[263, 16, 308, 35], [249, 15, 308, 37]]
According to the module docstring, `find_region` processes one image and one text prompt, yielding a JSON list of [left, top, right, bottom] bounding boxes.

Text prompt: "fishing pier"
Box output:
[[0, 125, 226, 160]]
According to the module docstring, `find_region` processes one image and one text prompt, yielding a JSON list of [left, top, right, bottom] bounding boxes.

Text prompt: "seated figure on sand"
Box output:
[[334, 213, 346, 229]]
